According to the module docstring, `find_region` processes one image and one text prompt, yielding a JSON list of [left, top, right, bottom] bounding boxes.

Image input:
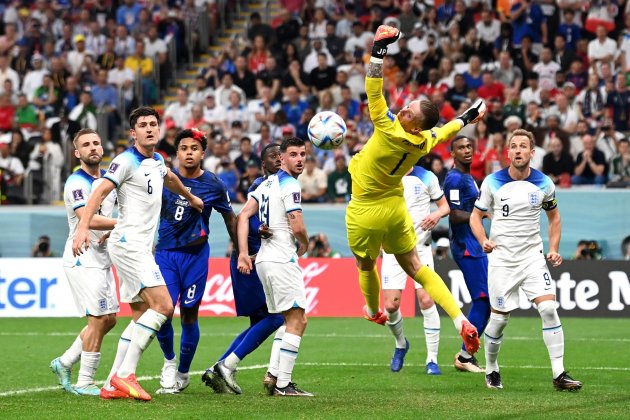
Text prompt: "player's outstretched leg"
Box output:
[[455, 297, 489, 373], [100, 321, 134, 399], [537, 300, 582, 391], [50, 326, 86, 395], [484, 312, 509, 389]]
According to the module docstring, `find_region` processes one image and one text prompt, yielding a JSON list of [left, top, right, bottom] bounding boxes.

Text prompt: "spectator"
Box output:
[[298, 155, 328, 203], [339, 85, 361, 122], [0, 54, 20, 94], [609, 138, 630, 187], [533, 47, 561, 89], [295, 107, 315, 142], [144, 25, 169, 91], [478, 70, 506, 102], [446, 73, 470, 110], [232, 56, 257, 100], [325, 21, 345, 63], [248, 34, 270, 75], [484, 131, 509, 175], [27, 127, 64, 202], [587, 24, 617, 76], [68, 87, 97, 130], [124, 40, 156, 104], [252, 123, 274, 156], [202, 93, 226, 134], [539, 113, 570, 151], [281, 59, 311, 98], [542, 137, 575, 186], [434, 237, 451, 260], [520, 71, 541, 106], [275, 8, 301, 48], [236, 159, 261, 203], [163, 87, 193, 130], [606, 76, 630, 132], [184, 104, 209, 131], [86, 21, 107, 57], [22, 53, 47, 102], [327, 154, 351, 203], [32, 73, 58, 119], [234, 137, 261, 175], [596, 119, 624, 162], [217, 156, 239, 202], [250, 86, 281, 133], [247, 12, 274, 44], [157, 121, 178, 160], [16, 93, 44, 131], [574, 240, 602, 260], [31, 235, 54, 257], [224, 90, 250, 134], [107, 56, 134, 111], [493, 51, 523, 91], [307, 233, 341, 258], [576, 72, 606, 130], [0, 93, 15, 132], [572, 134, 607, 186], [66, 34, 92, 78], [283, 86, 309, 128], [344, 21, 373, 56], [512, 35, 538, 78], [463, 55, 483, 90], [511, 0, 547, 50], [0, 141, 25, 204], [621, 235, 630, 260], [558, 9, 581, 52], [553, 35, 576, 73], [116, 0, 143, 33], [215, 73, 245, 108]]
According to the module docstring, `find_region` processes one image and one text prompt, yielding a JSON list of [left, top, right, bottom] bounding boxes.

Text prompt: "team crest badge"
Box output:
[[528, 192, 540, 206], [293, 192, 301, 203], [98, 299, 107, 311], [72, 189, 84, 201], [496, 297, 505, 309], [108, 163, 119, 174]]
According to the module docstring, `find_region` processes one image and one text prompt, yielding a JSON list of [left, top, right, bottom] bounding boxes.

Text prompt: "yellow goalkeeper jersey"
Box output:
[[349, 77, 462, 200]]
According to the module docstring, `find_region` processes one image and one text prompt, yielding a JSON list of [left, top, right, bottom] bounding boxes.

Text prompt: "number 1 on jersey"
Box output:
[[390, 153, 409, 175], [260, 194, 270, 226]]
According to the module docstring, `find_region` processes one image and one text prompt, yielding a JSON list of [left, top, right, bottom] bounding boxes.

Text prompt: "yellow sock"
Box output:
[[358, 268, 381, 314], [413, 265, 463, 320]]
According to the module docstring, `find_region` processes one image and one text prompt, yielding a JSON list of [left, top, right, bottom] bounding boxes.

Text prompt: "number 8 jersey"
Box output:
[[474, 167, 557, 266], [250, 169, 302, 264]]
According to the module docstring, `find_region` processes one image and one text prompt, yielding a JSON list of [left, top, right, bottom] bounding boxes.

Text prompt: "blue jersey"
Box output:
[[156, 170, 233, 251], [443, 168, 484, 259]]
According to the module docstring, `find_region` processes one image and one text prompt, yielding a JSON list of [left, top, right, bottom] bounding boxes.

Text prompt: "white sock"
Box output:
[[104, 320, 135, 390], [484, 312, 509, 374], [268, 326, 286, 377], [76, 351, 101, 387], [421, 305, 440, 364], [537, 301, 565, 378], [117, 310, 167, 378], [460, 350, 472, 359], [277, 332, 301, 389], [386, 309, 406, 349], [223, 352, 241, 370], [60, 334, 83, 368]]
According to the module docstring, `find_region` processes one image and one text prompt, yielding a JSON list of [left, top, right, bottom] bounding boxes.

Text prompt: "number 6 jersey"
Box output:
[[156, 169, 232, 251], [250, 169, 302, 264]]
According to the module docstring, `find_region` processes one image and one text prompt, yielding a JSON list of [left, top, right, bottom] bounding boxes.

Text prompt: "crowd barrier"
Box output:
[[1, 258, 627, 318]]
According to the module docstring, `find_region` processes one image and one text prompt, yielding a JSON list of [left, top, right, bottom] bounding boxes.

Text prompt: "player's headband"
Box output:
[[190, 128, 206, 143]]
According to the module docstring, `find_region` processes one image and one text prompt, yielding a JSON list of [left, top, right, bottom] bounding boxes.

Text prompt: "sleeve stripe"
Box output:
[[430, 193, 444, 202], [72, 204, 86, 211], [103, 175, 119, 187], [286, 208, 302, 214], [474, 204, 488, 212], [251, 196, 259, 202]]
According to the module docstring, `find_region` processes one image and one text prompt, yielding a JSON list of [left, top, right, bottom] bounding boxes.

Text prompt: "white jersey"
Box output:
[[103, 147, 167, 251], [474, 168, 556, 267], [250, 169, 302, 264], [63, 169, 117, 268], [402, 166, 444, 246]]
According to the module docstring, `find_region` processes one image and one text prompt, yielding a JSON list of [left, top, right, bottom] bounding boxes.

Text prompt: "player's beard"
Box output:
[[81, 154, 102, 168]]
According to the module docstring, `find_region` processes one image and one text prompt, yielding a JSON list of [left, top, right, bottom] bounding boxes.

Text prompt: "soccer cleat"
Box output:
[[374, 25, 401, 44], [202, 364, 229, 394], [553, 372, 582, 391], [111, 373, 152, 401], [426, 361, 442, 375], [175, 371, 190, 392], [362, 305, 388, 326], [390, 338, 410, 372], [273, 382, 314, 397], [50, 357, 78, 395], [263, 372, 278, 395], [454, 351, 485, 373], [100, 387, 131, 400], [215, 361, 242, 394], [485, 371, 503, 389], [73, 383, 101, 396], [159, 358, 177, 389], [459, 320, 480, 355]]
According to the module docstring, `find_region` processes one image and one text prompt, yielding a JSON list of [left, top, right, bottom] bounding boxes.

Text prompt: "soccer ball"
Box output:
[[307, 111, 347, 150]]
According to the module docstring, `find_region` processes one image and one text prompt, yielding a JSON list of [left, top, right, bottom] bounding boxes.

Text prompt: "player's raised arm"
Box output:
[[365, 25, 400, 131], [72, 179, 116, 256], [236, 198, 259, 274], [164, 168, 204, 212]]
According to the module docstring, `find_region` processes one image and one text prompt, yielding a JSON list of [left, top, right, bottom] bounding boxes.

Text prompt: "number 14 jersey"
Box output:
[[250, 169, 302, 264]]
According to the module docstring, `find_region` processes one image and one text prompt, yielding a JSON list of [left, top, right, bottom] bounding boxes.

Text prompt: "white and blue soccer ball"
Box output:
[[307, 111, 347, 150]]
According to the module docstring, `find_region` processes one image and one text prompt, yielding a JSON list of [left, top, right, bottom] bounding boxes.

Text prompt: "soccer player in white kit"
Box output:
[[237, 137, 313, 397], [380, 165, 450, 375], [72, 107, 204, 401], [470, 129, 582, 391], [50, 129, 118, 396]]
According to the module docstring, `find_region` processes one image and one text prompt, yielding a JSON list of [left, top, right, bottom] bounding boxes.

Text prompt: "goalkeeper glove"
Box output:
[[371, 25, 400, 60], [457, 99, 487, 126]]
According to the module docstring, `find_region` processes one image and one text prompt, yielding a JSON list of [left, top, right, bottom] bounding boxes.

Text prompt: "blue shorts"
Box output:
[[229, 252, 269, 317], [454, 255, 489, 300], [155, 243, 209, 309]]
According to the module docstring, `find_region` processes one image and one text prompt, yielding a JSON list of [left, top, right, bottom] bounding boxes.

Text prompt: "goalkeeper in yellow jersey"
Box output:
[[346, 25, 486, 355]]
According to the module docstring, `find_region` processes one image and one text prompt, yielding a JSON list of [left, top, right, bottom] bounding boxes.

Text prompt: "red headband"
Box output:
[[190, 128, 206, 142]]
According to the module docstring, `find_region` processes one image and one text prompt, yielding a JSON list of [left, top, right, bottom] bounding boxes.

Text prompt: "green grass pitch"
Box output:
[[0, 317, 627, 419]]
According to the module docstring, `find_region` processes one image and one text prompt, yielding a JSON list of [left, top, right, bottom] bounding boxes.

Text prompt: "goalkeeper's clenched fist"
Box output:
[[371, 25, 400, 60]]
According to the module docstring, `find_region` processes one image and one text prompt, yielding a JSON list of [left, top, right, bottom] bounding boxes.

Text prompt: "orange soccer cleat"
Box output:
[[100, 387, 132, 400], [110, 373, 152, 401], [460, 320, 480, 354], [362, 305, 388, 325]]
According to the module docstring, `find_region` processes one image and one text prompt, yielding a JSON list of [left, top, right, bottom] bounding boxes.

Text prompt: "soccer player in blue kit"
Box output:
[[442, 136, 491, 373], [154, 128, 237, 394], [202, 143, 285, 395]]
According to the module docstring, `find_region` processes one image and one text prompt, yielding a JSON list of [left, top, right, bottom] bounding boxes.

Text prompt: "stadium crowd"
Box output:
[[1, 0, 630, 205]]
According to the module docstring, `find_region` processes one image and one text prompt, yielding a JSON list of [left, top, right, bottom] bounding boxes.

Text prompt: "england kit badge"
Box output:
[[528, 192, 540, 207]]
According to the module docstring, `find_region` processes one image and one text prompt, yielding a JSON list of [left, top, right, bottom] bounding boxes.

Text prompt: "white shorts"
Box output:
[[109, 242, 166, 303], [64, 265, 119, 316], [381, 244, 433, 290], [255, 260, 306, 314], [488, 256, 554, 312]]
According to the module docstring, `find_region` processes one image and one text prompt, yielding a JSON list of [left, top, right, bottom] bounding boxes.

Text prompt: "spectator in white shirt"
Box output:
[[66, 34, 93, 77], [476, 10, 501, 45], [107, 56, 134, 109], [224, 90, 250, 133], [587, 24, 617, 76], [533, 47, 561, 89], [520, 72, 542, 106], [22, 53, 47, 102], [202, 93, 227, 133], [214, 73, 245, 108], [0, 54, 20, 93], [298, 155, 328, 203], [163, 87, 193, 129]]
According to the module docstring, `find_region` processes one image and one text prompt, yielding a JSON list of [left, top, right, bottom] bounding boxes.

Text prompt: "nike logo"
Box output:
[[144, 173, 150, 176], [183, 299, 195, 305], [500, 197, 509, 201]]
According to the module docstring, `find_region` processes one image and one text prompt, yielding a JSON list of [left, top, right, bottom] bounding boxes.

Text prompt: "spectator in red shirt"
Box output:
[[477, 70, 505, 103], [430, 90, 456, 123], [418, 68, 448, 99], [0, 93, 15, 132]]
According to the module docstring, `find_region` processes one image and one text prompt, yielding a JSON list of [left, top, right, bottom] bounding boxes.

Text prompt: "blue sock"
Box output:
[[179, 321, 200, 373], [461, 297, 491, 353], [220, 327, 251, 361], [233, 314, 284, 360], [157, 319, 176, 360]]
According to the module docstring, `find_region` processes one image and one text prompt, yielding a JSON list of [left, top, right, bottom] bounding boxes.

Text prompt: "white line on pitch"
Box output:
[[0, 362, 628, 397]]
